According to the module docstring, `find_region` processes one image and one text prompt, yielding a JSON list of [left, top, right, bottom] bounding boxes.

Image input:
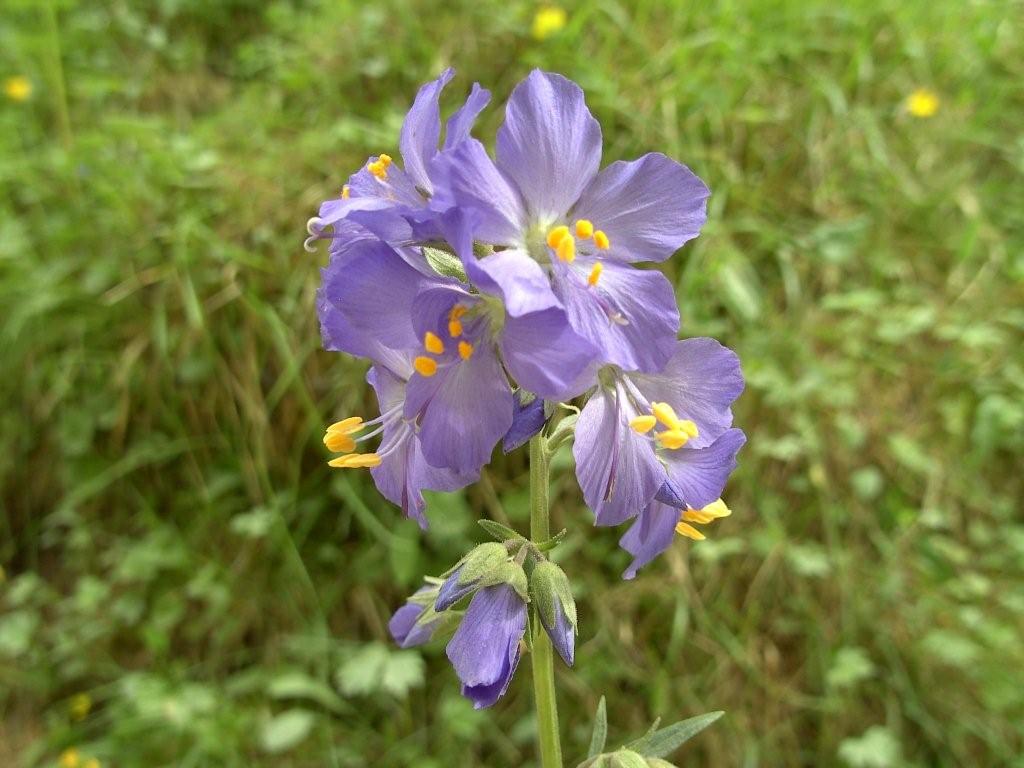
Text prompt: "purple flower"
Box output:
[[573, 338, 745, 526], [433, 70, 710, 373], [389, 587, 444, 648], [306, 69, 490, 254], [446, 584, 527, 709], [503, 392, 547, 453], [620, 498, 733, 579], [530, 561, 577, 667]]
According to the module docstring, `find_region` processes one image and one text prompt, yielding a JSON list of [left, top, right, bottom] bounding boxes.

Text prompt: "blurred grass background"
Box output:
[[2, 0, 1023, 766]]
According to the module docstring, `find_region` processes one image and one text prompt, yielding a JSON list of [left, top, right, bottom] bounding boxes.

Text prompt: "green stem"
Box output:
[[529, 434, 563, 768]]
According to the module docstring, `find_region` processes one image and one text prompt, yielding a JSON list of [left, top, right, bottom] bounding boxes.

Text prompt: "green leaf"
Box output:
[[827, 647, 874, 690], [268, 671, 347, 714], [623, 717, 661, 754], [259, 709, 316, 754], [610, 750, 648, 768], [837, 726, 901, 768], [478, 519, 523, 542], [379, 651, 425, 697], [637, 711, 724, 758], [335, 644, 389, 696], [587, 696, 608, 758], [423, 246, 468, 281]]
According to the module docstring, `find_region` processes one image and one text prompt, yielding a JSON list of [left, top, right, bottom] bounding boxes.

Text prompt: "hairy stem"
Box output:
[[529, 433, 563, 768]]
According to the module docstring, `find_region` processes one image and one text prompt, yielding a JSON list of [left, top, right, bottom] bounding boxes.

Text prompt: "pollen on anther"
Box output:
[[413, 356, 438, 377], [458, 341, 474, 360], [587, 261, 603, 286], [324, 431, 356, 453], [575, 219, 594, 239], [378, 154, 393, 167], [328, 452, 382, 469], [652, 402, 680, 429], [556, 234, 576, 262], [629, 415, 656, 434], [448, 319, 463, 337], [341, 184, 351, 199], [594, 230, 610, 250], [674, 521, 706, 540], [424, 331, 445, 354], [546, 225, 569, 249]]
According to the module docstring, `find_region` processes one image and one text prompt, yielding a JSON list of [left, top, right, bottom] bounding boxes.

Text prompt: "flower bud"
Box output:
[[436, 542, 528, 611], [529, 560, 577, 665]]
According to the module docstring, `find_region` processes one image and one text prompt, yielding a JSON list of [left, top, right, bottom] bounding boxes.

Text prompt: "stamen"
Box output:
[[587, 261, 603, 286], [458, 341, 474, 360], [367, 154, 391, 180], [556, 234, 576, 263], [652, 402, 680, 429], [448, 305, 467, 337], [674, 520, 706, 540], [328, 453, 383, 469], [678, 419, 699, 438], [448, 319, 464, 337], [700, 498, 731, 519], [324, 431, 356, 453], [424, 331, 445, 355], [594, 230, 610, 250], [682, 509, 717, 525], [629, 415, 656, 434], [655, 430, 691, 450], [341, 184, 350, 199], [575, 219, 594, 239], [327, 417, 364, 434], [378, 154, 393, 167], [413, 356, 438, 377], [546, 225, 570, 249]]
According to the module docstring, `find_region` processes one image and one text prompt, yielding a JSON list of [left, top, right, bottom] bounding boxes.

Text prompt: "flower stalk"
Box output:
[[530, 432, 563, 767]]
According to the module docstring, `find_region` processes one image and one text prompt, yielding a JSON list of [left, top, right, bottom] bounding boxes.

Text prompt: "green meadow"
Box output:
[[2, 0, 1022, 765]]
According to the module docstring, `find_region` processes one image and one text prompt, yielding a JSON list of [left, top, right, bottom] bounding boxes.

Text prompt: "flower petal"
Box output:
[[573, 386, 664, 526], [572, 152, 709, 263], [500, 307, 598, 399], [545, 603, 575, 666], [496, 70, 602, 224], [658, 428, 746, 510], [553, 260, 679, 373], [631, 338, 744, 449], [399, 68, 455, 194], [444, 82, 491, 150], [432, 138, 527, 244], [619, 501, 680, 580], [503, 394, 546, 454]]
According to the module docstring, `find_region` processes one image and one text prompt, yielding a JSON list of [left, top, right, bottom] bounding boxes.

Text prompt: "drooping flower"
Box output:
[[434, 69, 710, 373], [573, 338, 745, 527], [619, 498, 732, 579], [434, 541, 511, 611], [305, 68, 490, 255], [446, 583, 527, 708], [389, 586, 447, 648], [529, 560, 577, 666]]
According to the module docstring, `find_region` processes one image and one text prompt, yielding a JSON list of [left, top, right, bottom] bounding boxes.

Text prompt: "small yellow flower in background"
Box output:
[[70, 692, 92, 721], [59, 749, 80, 768], [83, 759, 101, 768], [532, 6, 567, 40], [905, 87, 939, 118], [3, 75, 32, 102]]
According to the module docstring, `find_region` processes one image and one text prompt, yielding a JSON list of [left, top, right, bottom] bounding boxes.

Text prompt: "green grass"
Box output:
[[2, 0, 1023, 766]]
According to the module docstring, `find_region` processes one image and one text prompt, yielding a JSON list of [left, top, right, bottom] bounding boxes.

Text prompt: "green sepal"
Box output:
[[644, 759, 678, 768], [630, 711, 724, 758], [529, 560, 577, 632], [422, 246, 468, 282], [478, 519, 524, 543], [587, 695, 608, 758], [608, 751, 648, 768], [456, 542, 509, 586], [479, 559, 529, 601]]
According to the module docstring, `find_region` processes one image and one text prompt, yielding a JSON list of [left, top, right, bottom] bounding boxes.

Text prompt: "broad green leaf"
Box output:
[[837, 726, 901, 768], [260, 709, 316, 754], [268, 672, 346, 713]]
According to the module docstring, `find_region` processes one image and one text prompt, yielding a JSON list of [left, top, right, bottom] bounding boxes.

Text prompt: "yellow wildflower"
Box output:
[[905, 87, 939, 118], [59, 749, 81, 768], [532, 7, 567, 40], [70, 692, 92, 721], [3, 76, 32, 102]]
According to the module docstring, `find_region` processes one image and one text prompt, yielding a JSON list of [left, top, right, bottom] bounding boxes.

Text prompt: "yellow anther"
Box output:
[[328, 453, 382, 469], [674, 521, 706, 540], [575, 219, 594, 239], [701, 498, 732, 518], [413, 356, 438, 377], [323, 431, 356, 453], [682, 509, 716, 525], [458, 341, 475, 360], [546, 225, 570, 249], [448, 319, 463, 337], [341, 184, 350, 199], [378, 153, 393, 167], [594, 230, 610, 250], [587, 261, 603, 286], [678, 419, 699, 438], [424, 331, 445, 354], [656, 430, 691, 450], [556, 234, 576, 262], [327, 416, 364, 434], [651, 402, 681, 429], [450, 304, 468, 319], [629, 415, 657, 434], [367, 159, 388, 180]]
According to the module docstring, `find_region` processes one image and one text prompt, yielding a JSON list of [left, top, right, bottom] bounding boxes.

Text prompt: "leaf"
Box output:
[[610, 750, 648, 768], [837, 726, 901, 768], [624, 716, 662, 754], [478, 519, 522, 542], [587, 696, 608, 758], [423, 246, 468, 281], [637, 711, 724, 758], [379, 651, 425, 697], [827, 647, 874, 690], [259, 709, 315, 754], [268, 672, 347, 713], [336, 644, 389, 696]]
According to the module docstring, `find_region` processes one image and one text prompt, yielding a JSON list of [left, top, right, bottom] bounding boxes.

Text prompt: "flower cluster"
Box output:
[[311, 69, 745, 706]]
